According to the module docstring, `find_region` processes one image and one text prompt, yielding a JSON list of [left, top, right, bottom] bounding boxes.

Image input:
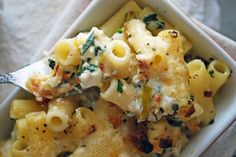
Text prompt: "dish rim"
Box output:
[[0, 0, 236, 156]]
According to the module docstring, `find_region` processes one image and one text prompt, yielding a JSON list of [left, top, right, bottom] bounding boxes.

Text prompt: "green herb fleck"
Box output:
[[94, 46, 103, 56], [117, 80, 123, 93], [143, 13, 157, 23], [209, 70, 214, 78], [155, 21, 165, 29], [81, 32, 95, 54], [143, 13, 165, 30], [116, 28, 123, 33], [76, 64, 98, 76], [48, 58, 56, 69], [137, 51, 143, 54]]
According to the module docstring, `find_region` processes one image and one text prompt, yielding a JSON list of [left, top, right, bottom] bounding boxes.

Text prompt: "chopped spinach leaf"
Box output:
[[155, 21, 165, 29], [94, 46, 103, 56], [48, 58, 56, 69], [81, 32, 95, 54], [76, 64, 98, 76], [117, 80, 123, 93], [138, 138, 153, 154], [116, 28, 123, 33], [143, 13, 158, 23], [143, 13, 165, 30]]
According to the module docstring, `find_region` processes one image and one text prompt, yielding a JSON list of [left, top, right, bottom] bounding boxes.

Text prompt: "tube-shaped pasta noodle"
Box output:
[[104, 40, 131, 78], [125, 19, 156, 61], [46, 98, 74, 132], [101, 79, 142, 113], [11, 140, 29, 157], [157, 29, 182, 56], [138, 7, 192, 55], [71, 107, 96, 138], [26, 111, 55, 157], [100, 0, 142, 36], [10, 99, 47, 119], [16, 119, 28, 143], [54, 39, 81, 66], [207, 60, 230, 95], [124, 19, 169, 69], [187, 59, 215, 125]]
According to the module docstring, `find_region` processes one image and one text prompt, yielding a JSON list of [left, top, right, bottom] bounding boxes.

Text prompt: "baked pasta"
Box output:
[[0, 1, 231, 157]]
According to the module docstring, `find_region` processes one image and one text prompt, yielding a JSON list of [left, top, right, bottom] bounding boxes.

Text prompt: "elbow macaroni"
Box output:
[[1, 1, 231, 157]]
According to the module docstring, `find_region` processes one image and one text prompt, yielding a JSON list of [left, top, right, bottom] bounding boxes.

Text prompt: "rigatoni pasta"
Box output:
[[71, 107, 96, 138], [10, 99, 47, 119], [104, 40, 132, 78], [0, 1, 231, 157], [207, 60, 230, 95], [46, 98, 74, 132], [54, 39, 81, 66], [100, 0, 142, 36], [26, 111, 55, 157], [15, 119, 28, 144], [187, 59, 215, 124], [11, 140, 29, 157]]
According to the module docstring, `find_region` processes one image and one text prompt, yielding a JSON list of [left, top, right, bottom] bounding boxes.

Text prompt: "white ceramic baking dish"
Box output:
[[0, 0, 236, 156]]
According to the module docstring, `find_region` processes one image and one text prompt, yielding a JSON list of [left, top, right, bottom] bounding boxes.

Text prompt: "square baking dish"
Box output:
[[0, 0, 236, 156]]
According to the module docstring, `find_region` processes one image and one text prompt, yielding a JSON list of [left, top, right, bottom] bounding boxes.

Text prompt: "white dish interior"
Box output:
[[0, 0, 236, 157]]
